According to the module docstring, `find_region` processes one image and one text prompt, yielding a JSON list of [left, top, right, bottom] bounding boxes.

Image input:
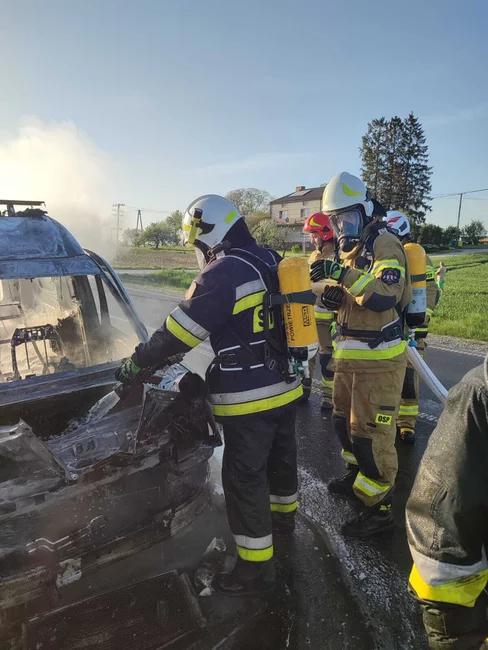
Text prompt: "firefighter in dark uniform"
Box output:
[[386, 210, 440, 444], [116, 194, 302, 597], [311, 172, 412, 538], [406, 354, 488, 649]]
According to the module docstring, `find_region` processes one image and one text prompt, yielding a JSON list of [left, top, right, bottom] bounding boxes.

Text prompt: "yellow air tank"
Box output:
[[277, 257, 318, 375], [404, 242, 427, 328]]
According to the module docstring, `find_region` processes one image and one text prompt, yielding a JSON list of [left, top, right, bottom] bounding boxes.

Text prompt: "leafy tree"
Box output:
[[360, 112, 432, 226], [419, 224, 443, 247], [138, 221, 176, 248], [441, 225, 459, 246], [165, 210, 184, 244], [245, 210, 268, 234], [463, 219, 486, 245], [225, 188, 272, 217], [121, 228, 139, 247], [253, 219, 287, 254]]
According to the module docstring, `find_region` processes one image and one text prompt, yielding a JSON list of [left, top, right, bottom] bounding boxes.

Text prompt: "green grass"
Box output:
[[113, 246, 198, 270], [119, 268, 198, 291], [428, 253, 488, 341]]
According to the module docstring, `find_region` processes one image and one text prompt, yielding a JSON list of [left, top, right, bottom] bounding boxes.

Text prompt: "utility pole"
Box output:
[[136, 209, 144, 233], [112, 203, 125, 245], [456, 193, 464, 243]]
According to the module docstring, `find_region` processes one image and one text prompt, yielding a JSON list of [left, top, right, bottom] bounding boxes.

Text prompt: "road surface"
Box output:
[[123, 283, 487, 650]]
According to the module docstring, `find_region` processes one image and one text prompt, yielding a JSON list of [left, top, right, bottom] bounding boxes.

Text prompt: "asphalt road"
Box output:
[[123, 284, 487, 650]]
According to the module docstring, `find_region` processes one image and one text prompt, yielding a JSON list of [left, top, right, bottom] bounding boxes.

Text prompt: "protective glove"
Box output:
[[310, 259, 346, 283], [115, 356, 141, 384]]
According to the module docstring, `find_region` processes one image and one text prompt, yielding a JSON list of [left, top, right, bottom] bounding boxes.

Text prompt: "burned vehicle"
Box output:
[[0, 202, 219, 648]]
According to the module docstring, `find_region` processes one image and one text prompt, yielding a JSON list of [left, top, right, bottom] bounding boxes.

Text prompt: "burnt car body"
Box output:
[[0, 204, 213, 647]]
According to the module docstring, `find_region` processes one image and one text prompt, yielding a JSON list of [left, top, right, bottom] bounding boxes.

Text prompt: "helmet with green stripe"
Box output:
[[182, 194, 242, 268]]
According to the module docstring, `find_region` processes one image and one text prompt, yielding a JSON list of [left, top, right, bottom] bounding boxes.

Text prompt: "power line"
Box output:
[[431, 187, 488, 237], [124, 204, 172, 214]]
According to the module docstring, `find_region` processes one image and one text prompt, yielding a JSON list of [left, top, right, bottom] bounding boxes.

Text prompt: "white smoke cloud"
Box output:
[[0, 119, 116, 258]]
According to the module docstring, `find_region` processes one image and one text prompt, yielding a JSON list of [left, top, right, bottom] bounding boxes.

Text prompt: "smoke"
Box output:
[[0, 119, 116, 258]]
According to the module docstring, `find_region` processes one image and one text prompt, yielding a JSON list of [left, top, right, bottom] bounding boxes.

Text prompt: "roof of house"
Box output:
[[270, 186, 324, 205]]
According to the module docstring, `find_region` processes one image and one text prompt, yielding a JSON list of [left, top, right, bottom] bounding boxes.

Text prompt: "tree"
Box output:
[[165, 210, 183, 244], [463, 219, 486, 245], [419, 224, 443, 247], [245, 210, 268, 234], [121, 228, 139, 247], [441, 225, 459, 246], [253, 220, 283, 250], [138, 221, 176, 248], [360, 112, 432, 226], [225, 188, 272, 217]]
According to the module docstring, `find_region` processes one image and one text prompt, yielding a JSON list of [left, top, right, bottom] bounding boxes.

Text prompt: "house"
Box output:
[[270, 185, 324, 224], [269, 185, 325, 245]]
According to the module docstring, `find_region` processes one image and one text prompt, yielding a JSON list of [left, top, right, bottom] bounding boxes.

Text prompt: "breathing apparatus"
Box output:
[[386, 210, 427, 333], [322, 172, 374, 254]]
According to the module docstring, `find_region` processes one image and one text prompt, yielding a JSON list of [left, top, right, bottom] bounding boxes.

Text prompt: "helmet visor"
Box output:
[[329, 208, 362, 241]]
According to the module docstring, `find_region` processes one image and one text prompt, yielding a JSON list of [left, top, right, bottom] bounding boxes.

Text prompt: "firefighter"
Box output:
[[406, 354, 488, 650], [302, 212, 335, 409], [310, 172, 411, 537], [115, 194, 302, 597], [386, 211, 440, 444]]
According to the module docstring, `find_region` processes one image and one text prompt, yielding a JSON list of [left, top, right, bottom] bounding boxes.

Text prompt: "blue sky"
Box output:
[[2, 0, 488, 233]]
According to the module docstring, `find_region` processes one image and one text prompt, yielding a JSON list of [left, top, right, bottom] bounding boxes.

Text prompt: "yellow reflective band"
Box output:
[[315, 312, 334, 320], [375, 413, 393, 425], [237, 545, 274, 562], [334, 340, 406, 360], [166, 315, 200, 348], [182, 223, 191, 231], [212, 384, 303, 417], [354, 472, 391, 497], [426, 308, 434, 316], [342, 183, 362, 197], [270, 501, 298, 513], [310, 216, 321, 227], [399, 405, 419, 416], [322, 378, 334, 388], [233, 291, 265, 315], [372, 262, 406, 277], [409, 565, 488, 608], [341, 449, 358, 465], [225, 210, 238, 225], [348, 272, 375, 297], [415, 327, 428, 333]]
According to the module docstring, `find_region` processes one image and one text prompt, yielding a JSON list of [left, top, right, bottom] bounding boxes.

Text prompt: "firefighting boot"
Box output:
[[399, 427, 416, 445], [327, 466, 359, 497], [272, 511, 296, 536], [215, 557, 275, 598], [340, 499, 395, 538], [320, 396, 334, 411]]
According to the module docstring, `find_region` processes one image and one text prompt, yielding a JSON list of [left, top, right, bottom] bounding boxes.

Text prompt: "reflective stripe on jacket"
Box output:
[[406, 364, 488, 608]]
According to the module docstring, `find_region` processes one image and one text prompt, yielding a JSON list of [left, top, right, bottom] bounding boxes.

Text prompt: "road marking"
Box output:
[[430, 345, 486, 358]]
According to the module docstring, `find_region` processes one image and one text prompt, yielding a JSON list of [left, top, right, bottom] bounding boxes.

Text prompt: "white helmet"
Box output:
[[322, 172, 373, 217], [386, 210, 411, 237], [182, 194, 242, 249]]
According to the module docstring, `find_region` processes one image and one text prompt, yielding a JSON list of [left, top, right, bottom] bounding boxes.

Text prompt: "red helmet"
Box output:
[[302, 212, 333, 241]]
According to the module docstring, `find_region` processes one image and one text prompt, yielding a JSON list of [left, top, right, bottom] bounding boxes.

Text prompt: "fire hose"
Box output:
[[406, 344, 448, 405]]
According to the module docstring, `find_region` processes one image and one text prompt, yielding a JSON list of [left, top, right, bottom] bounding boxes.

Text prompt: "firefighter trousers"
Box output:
[[308, 321, 334, 403], [221, 403, 298, 566], [332, 362, 406, 507], [398, 338, 426, 431]]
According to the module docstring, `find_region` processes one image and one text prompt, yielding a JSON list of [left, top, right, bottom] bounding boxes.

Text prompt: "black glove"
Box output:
[[310, 259, 346, 283], [321, 285, 345, 310]]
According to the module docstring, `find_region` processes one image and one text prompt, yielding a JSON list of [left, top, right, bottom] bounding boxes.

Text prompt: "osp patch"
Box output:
[[381, 268, 401, 285]]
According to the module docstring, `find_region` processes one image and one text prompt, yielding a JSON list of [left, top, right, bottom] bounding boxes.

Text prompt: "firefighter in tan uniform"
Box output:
[[301, 213, 335, 409], [386, 211, 440, 444], [311, 172, 412, 538]]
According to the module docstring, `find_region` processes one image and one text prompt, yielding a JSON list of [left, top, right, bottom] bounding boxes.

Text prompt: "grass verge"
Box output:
[[119, 268, 198, 291], [428, 253, 488, 341]]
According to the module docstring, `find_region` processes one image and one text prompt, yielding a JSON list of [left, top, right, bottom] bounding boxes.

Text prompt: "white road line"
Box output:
[[430, 345, 486, 358]]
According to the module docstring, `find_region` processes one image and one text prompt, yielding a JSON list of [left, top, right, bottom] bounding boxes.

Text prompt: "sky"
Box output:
[[1, 0, 488, 243]]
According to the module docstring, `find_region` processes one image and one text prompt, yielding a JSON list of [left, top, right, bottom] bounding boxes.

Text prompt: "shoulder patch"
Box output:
[[381, 268, 401, 285]]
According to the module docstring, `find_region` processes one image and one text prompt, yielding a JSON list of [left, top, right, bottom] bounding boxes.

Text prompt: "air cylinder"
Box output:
[[404, 242, 427, 328]]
